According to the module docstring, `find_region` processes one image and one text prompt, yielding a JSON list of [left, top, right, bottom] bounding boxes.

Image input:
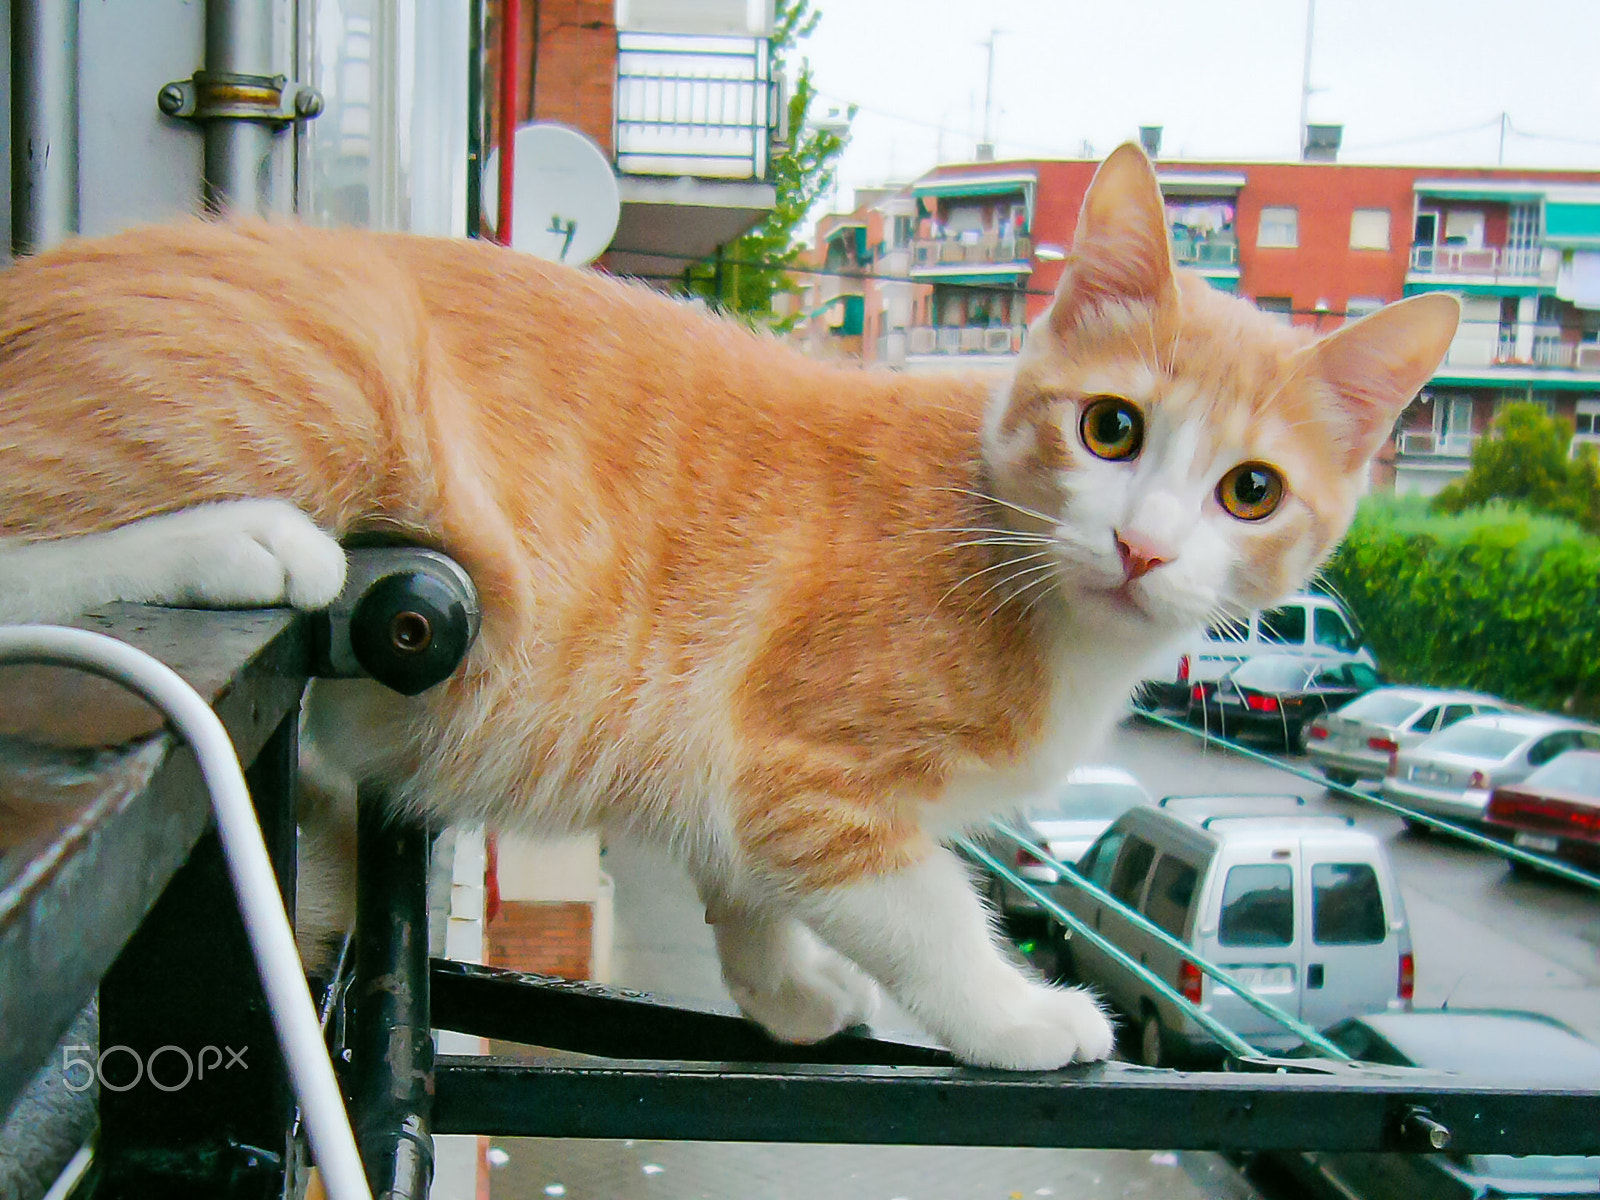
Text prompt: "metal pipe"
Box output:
[[495, 0, 522, 244], [349, 794, 435, 1198], [202, 0, 277, 214], [10, 0, 79, 254]]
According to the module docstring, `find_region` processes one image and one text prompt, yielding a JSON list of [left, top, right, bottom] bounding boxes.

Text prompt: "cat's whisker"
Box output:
[[937, 486, 1059, 528], [936, 551, 1055, 611], [1016, 576, 1061, 621], [989, 569, 1059, 622], [966, 559, 1058, 617]]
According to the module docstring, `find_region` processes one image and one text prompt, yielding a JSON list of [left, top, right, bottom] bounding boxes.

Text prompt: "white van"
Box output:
[[1050, 794, 1413, 1066], [1135, 592, 1375, 712]]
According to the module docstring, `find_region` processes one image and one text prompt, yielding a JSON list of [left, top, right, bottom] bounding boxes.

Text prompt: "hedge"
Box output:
[[1319, 497, 1600, 718]]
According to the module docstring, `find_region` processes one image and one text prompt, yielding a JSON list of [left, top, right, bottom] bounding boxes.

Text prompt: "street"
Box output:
[[1106, 714, 1600, 1046], [481, 713, 1598, 1200]]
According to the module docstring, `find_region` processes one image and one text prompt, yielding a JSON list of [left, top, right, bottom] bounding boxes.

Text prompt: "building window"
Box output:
[[1350, 209, 1392, 251], [1444, 209, 1486, 250], [1258, 207, 1298, 248], [1255, 296, 1294, 324], [1345, 297, 1384, 322], [1576, 399, 1600, 440]]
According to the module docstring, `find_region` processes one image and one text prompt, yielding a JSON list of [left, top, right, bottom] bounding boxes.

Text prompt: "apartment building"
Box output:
[[799, 139, 1600, 494]]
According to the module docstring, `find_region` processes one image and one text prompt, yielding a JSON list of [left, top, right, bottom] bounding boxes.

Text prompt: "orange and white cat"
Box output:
[[0, 145, 1457, 1069]]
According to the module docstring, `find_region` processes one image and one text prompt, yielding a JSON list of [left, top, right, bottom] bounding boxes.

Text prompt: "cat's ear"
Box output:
[[1298, 293, 1461, 467], [1049, 143, 1178, 335]]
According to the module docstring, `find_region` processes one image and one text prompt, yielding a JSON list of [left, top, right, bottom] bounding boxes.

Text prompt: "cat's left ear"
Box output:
[[1298, 293, 1461, 467], [1050, 143, 1178, 335]]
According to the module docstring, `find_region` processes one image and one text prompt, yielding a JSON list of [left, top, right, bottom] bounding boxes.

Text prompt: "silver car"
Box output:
[[1305, 686, 1505, 786], [1381, 712, 1600, 829], [978, 765, 1152, 920]]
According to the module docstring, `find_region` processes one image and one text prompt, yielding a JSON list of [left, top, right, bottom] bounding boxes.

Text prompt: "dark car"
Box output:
[[1264, 1009, 1600, 1200], [1485, 749, 1600, 874], [1190, 654, 1382, 750]]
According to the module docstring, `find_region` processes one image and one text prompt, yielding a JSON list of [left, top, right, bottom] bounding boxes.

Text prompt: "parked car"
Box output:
[[1189, 654, 1382, 750], [1382, 713, 1600, 830], [1305, 687, 1507, 787], [1049, 794, 1412, 1067], [1485, 749, 1600, 874], [1135, 592, 1376, 712], [1263, 1009, 1600, 1200], [974, 765, 1152, 921]]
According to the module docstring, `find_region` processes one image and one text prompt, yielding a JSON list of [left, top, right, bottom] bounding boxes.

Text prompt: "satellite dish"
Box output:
[[482, 122, 621, 266]]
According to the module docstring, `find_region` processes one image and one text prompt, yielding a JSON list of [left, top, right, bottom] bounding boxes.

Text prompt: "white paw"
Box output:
[[947, 982, 1117, 1070], [139, 500, 346, 611], [725, 937, 881, 1045]]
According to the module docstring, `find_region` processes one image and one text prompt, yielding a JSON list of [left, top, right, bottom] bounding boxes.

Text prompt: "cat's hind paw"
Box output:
[[948, 982, 1117, 1071]]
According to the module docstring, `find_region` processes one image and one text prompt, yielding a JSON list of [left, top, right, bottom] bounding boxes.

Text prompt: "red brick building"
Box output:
[[801, 146, 1600, 494]]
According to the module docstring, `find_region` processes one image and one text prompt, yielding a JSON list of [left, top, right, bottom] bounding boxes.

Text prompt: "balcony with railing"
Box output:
[[1170, 232, 1239, 269], [614, 32, 782, 181], [910, 235, 1032, 277], [886, 324, 1026, 368], [1408, 243, 1555, 284], [1397, 429, 1477, 457], [1441, 320, 1600, 375]]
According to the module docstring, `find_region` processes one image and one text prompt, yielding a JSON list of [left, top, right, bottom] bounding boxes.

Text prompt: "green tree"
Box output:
[[1431, 401, 1600, 534], [678, 0, 852, 327]]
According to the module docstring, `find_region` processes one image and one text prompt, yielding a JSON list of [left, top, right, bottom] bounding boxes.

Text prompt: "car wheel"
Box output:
[[1138, 1008, 1166, 1068], [1401, 817, 1431, 835], [1324, 769, 1358, 788], [1508, 856, 1543, 880]]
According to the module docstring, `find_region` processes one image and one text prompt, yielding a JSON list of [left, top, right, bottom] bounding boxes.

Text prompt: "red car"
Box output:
[[1485, 749, 1600, 873]]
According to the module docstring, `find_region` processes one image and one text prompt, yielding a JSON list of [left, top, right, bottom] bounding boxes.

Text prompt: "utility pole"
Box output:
[[1499, 112, 1509, 166], [1298, 0, 1316, 157], [978, 29, 1005, 161]]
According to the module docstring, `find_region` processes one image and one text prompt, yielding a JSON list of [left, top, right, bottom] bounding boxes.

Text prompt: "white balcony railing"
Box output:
[[911, 235, 1032, 269], [614, 32, 782, 181], [1409, 244, 1548, 280], [1398, 430, 1477, 457], [905, 324, 1024, 358]]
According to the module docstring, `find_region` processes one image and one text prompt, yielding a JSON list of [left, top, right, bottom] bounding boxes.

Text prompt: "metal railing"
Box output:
[[614, 32, 782, 182], [1397, 429, 1477, 457], [1171, 235, 1238, 267], [1410, 243, 1549, 280], [911, 235, 1032, 269], [906, 324, 1025, 357]]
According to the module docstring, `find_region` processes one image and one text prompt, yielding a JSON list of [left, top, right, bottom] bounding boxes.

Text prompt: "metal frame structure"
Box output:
[[3, 603, 1599, 1200]]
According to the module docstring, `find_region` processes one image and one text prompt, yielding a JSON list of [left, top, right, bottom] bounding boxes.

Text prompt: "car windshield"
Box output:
[[1031, 782, 1147, 821], [1336, 691, 1423, 726], [1521, 752, 1600, 797], [1231, 658, 1314, 691], [1423, 723, 1530, 761]]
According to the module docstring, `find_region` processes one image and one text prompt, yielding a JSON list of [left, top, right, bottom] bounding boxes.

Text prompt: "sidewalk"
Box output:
[[485, 839, 1262, 1200]]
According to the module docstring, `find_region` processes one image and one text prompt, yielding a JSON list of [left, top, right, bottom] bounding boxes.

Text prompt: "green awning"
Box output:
[[1430, 371, 1600, 390], [1405, 281, 1555, 298], [912, 172, 1036, 200], [1413, 179, 1548, 202], [1545, 200, 1600, 248], [1202, 275, 1238, 292], [912, 269, 1029, 285]]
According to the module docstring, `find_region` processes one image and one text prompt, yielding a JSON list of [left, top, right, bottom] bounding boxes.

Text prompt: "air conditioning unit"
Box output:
[[1577, 343, 1600, 371], [959, 328, 985, 352], [914, 243, 934, 267], [908, 327, 937, 354], [983, 327, 1014, 354]]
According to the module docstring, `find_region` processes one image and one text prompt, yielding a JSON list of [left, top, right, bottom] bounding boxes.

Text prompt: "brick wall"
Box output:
[[485, 899, 594, 980], [486, 0, 616, 156]]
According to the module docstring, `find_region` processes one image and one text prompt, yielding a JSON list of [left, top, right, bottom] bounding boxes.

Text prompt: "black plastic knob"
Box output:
[[348, 570, 475, 696]]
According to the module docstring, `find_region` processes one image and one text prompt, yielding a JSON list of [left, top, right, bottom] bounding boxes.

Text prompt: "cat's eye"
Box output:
[[1078, 396, 1143, 461], [1217, 462, 1285, 521]]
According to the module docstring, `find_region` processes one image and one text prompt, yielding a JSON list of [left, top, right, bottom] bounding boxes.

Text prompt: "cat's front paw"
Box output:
[[950, 982, 1116, 1070], [142, 500, 347, 611]]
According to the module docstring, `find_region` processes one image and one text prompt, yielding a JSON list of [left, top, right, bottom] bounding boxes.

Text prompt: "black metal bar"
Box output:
[[0, 607, 307, 1118], [90, 712, 299, 1199], [433, 1054, 1600, 1156], [430, 958, 952, 1067], [346, 797, 434, 1199]]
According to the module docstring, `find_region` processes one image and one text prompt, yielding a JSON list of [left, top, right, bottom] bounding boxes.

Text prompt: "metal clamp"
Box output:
[[157, 71, 323, 125]]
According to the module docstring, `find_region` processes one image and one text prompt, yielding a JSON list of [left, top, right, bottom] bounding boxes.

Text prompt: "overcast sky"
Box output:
[[794, 0, 1600, 215]]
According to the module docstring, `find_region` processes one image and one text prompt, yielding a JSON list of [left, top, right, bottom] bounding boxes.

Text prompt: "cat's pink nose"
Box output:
[[1115, 532, 1172, 582]]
